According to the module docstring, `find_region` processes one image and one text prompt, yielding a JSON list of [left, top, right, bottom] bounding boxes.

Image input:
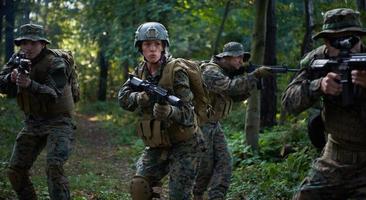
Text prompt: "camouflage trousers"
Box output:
[[7, 116, 75, 200], [135, 136, 201, 200], [193, 122, 232, 199], [293, 140, 366, 200]]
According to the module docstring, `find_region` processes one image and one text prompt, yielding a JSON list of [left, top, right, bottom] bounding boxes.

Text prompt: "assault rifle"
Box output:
[[13, 53, 31, 74], [228, 63, 299, 77], [228, 63, 299, 89], [128, 74, 183, 107], [309, 36, 366, 107]]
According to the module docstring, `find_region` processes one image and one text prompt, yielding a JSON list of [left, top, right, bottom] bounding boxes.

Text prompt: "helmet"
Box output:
[[215, 42, 251, 61], [134, 22, 170, 48]]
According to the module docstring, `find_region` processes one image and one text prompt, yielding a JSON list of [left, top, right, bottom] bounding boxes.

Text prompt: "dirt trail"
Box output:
[[31, 113, 134, 198]]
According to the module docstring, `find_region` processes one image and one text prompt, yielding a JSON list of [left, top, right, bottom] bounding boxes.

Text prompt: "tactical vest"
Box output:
[[303, 45, 366, 150], [201, 63, 233, 122], [135, 60, 197, 148], [17, 49, 74, 117]]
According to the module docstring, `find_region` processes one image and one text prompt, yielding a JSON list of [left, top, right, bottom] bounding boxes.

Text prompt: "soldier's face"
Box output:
[[224, 55, 244, 70], [19, 40, 45, 59], [142, 40, 164, 63], [324, 34, 362, 57]]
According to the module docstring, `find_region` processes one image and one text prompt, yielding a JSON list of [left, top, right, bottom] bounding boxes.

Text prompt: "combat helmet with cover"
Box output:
[[134, 22, 170, 49]]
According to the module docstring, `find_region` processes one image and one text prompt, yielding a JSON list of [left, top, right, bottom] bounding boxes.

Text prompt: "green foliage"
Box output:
[[228, 147, 316, 200], [224, 121, 317, 199], [221, 101, 318, 199], [0, 97, 23, 199]]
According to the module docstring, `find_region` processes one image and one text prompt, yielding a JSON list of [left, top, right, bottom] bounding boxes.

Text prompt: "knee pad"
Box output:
[[130, 175, 152, 200]]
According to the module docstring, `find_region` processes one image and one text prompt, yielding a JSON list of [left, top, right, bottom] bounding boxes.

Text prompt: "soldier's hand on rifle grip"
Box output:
[[251, 66, 272, 78], [351, 70, 366, 88], [321, 72, 342, 95], [16, 73, 31, 88], [136, 91, 150, 106], [10, 69, 18, 83], [153, 103, 177, 120]]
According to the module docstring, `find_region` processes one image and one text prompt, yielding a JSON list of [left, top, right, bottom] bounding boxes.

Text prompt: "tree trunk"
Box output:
[[212, 0, 231, 55], [260, 0, 277, 128], [98, 47, 108, 101], [301, 0, 314, 56], [0, 0, 5, 63], [20, 0, 30, 25], [5, 0, 15, 61], [122, 60, 129, 82], [42, 0, 49, 27], [357, 0, 366, 11], [245, 0, 269, 151]]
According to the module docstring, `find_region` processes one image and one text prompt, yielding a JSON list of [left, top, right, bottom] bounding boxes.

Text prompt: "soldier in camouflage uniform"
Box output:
[[118, 22, 201, 200], [282, 8, 366, 199], [0, 24, 77, 200], [193, 42, 272, 200]]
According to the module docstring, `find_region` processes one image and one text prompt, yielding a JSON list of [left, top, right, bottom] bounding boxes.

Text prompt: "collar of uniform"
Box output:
[[31, 47, 48, 65]]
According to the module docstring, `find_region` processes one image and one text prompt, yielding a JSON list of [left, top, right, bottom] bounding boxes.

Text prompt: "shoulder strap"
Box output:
[[159, 58, 182, 90]]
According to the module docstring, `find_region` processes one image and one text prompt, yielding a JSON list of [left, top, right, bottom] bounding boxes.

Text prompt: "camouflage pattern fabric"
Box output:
[[293, 147, 366, 200], [282, 44, 366, 199], [193, 60, 256, 199], [14, 23, 51, 46], [193, 122, 232, 199], [8, 116, 74, 200], [201, 59, 257, 98], [118, 57, 200, 199], [313, 8, 366, 40], [0, 48, 75, 200], [136, 138, 200, 199]]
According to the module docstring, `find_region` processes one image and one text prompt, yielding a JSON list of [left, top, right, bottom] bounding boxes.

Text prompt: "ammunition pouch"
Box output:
[[209, 95, 232, 122], [137, 119, 171, 148], [136, 118, 196, 148]]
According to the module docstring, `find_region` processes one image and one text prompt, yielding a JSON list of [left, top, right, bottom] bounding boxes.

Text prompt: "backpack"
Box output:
[[159, 58, 213, 125], [50, 49, 80, 103]]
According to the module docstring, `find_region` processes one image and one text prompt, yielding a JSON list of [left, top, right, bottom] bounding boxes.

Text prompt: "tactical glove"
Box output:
[[251, 66, 272, 78], [136, 91, 150, 106], [153, 103, 177, 120]]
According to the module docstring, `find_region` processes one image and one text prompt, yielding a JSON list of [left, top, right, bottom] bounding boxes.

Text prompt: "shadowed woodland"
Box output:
[[1, 0, 366, 199]]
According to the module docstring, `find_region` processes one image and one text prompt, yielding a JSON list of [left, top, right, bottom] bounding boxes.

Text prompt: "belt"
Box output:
[[323, 139, 366, 165]]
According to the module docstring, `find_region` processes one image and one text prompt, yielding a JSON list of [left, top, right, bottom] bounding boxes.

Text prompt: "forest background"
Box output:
[[1, 0, 365, 199]]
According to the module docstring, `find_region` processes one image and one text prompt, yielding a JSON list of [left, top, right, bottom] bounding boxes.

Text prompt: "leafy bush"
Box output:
[[222, 104, 318, 199]]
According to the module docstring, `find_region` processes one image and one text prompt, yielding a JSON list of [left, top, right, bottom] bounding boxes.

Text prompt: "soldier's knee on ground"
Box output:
[[7, 167, 37, 200], [130, 175, 154, 200]]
